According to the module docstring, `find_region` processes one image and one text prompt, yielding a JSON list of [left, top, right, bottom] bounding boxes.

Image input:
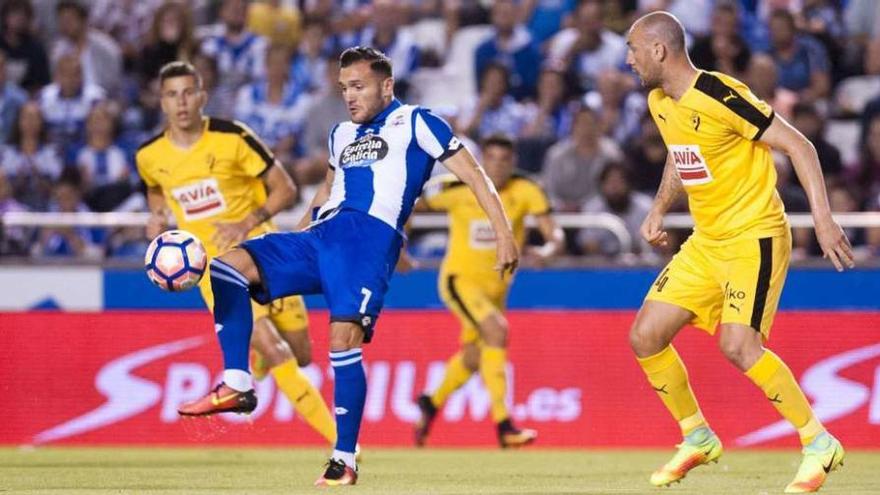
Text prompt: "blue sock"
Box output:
[[209, 259, 253, 384], [330, 348, 366, 456]]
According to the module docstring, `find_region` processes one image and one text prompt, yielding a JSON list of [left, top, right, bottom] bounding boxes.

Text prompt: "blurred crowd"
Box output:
[[0, 0, 879, 263]]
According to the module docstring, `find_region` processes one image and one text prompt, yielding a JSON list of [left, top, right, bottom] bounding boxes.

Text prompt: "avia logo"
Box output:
[[170, 178, 227, 221], [32, 336, 207, 444], [736, 342, 880, 446]]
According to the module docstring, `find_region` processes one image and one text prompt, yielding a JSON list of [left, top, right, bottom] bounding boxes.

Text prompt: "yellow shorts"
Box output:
[[645, 231, 791, 338], [198, 269, 309, 333], [438, 272, 509, 344]]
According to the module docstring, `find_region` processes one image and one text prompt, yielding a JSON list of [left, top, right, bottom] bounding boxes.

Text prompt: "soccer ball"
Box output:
[[144, 229, 207, 291]]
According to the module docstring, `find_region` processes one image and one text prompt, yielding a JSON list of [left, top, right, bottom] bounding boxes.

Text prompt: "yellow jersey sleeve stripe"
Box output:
[[694, 72, 774, 140], [137, 130, 164, 152], [208, 117, 274, 176]]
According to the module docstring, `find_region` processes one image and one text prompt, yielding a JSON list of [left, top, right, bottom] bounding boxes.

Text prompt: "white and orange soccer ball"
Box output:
[[144, 229, 207, 291]]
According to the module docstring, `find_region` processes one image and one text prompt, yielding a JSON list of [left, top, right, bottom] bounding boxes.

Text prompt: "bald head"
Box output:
[[631, 11, 686, 55]]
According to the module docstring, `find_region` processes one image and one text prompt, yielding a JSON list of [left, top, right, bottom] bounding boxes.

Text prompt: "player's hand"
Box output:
[[395, 249, 418, 273], [146, 209, 169, 239], [212, 219, 253, 252], [640, 210, 668, 247], [814, 216, 855, 272], [494, 235, 519, 278]]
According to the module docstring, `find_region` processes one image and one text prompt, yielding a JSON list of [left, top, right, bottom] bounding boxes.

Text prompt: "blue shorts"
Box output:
[[240, 209, 403, 342]]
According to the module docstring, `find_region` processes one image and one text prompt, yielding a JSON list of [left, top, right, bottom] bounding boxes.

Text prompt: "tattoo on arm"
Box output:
[[253, 207, 271, 224], [653, 155, 683, 214]]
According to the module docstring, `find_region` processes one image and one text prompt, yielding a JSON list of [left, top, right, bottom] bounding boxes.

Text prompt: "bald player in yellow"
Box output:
[[413, 134, 563, 448], [137, 61, 336, 445], [625, 12, 854, 493]]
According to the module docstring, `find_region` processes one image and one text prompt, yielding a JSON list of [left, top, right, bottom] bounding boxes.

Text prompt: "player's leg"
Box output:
[[719, 234, 842, 493], [253, 300, 336, 446], [634, 240, 724, 486], [178, 248, 262, 416]]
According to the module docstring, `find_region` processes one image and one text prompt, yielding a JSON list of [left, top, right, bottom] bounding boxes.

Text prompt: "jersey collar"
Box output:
[[367, 98, 402, 124]]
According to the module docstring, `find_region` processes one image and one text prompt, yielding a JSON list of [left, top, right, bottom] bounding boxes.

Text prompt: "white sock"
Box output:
[[223, 369, 252, 392], [332, 449, 356, 469]]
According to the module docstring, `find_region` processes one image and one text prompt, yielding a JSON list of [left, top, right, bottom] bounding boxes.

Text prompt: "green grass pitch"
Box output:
[[2, 447, 878, 494]]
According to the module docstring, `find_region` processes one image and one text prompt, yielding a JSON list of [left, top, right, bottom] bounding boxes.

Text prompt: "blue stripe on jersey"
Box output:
[[398, 110, 435, 230], [328, 123, 341, 170]]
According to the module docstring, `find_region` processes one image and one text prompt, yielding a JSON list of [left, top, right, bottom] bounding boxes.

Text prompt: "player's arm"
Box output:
[[525, 213, 564, 265], [213, 163, 297, 250], [441, 148, 519, 276], [295, 168, 335, 231], [760, 115, 855, 271], [146, 186, 171, 239], [640, 153, 682, 248]]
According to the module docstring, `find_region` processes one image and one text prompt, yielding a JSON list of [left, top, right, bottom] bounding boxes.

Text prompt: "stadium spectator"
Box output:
[[30, 172, 103, 259], [473, 0, 542, 101], [856, 114, 880, 202], [139, 1, 197, 83], [191, 53, 226, 119], [625, 114, 666, 194], [235, 44, 312, 165], [799, 0, 845, 70], [768, 8, 830, 104], [540, 106, 623, 212], [0, 0, 51, 91], [247, 0, 303, 49], [790, 103, 843, 179], [457, 62, 530, 140], [38, 53, 106, 152], [51, 0, 123, 97], [688, 1, 752, 80], [2, 101, 63, 211], [578, 162, 653, 258], [75, 102, 135, 212], [289, 18, 332, 95], [293, 60, 349, 189], [0, 170, 30, 255], [357, 0, 421, 98], [834, 38, 880, 117], [198, 0, 269, 118], [89, 0, 161, 73], [582, 68, 645, 144], [0, 51, 27, 145], [548, 0, 627, 93], [746, 53, 798, 121], [522, 66, 574, 142], [843, 0, 880, 48], [521, 0, 577, 45]]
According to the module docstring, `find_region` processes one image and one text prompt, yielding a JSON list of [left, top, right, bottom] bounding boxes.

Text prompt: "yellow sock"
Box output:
[[637, 345, 706, 436], [745, 350, 824, 446], [270, 359, 337, 445], [431, 351, 474, 408], [480, 346, 509, 423]]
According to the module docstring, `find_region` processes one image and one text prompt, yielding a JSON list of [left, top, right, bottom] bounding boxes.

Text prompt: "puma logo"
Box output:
[[723, 91, 737, 103], [653, 384, 669, 395], [657, 113, 667, 122], [768, 394, 782, 404], [729, 303, 741, 313]]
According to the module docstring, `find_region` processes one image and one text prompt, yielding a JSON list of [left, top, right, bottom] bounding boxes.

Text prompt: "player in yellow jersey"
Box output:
[[136, 61, 337, 445], [625, 12, 854, 493], [413, 134, 563, 448]]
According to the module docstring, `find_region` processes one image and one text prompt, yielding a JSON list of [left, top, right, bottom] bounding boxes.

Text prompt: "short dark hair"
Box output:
[[339, 46, 393, 78], [770, 8, 795, 27], [56, 0, 88, 19], [158, 61, 202, 87], [481, 133, 516, 152], [599, 162, 631, 184], [1, 0, 34, 26], [792, 102, 820, 120]]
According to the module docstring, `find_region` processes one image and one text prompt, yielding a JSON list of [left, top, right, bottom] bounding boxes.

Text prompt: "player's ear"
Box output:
[[382, 77, 395, 99]]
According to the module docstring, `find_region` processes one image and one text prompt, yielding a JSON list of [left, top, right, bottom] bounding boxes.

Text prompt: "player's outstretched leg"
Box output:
[[631, 301, 721, 486], [720, 325, 844, 493], [179, 253, 260, 416], [479, 314, 536, 448], [315, 322, 365, 487], [415, 346, 477, 446]]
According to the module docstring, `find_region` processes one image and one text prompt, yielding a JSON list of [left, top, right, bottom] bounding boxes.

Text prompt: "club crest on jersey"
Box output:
[[340, 135, 389, 168], [669, 144, 713, 186], [170, 177, 227, 221]]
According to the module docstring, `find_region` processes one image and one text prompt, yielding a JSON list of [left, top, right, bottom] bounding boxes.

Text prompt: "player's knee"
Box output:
[[252, 319, 293, 367], [462, 343, 480, 371], [214, 249, 260, 284], [287, 332, 313, 367], [629, 321, 666, 358], [718, 327, 762, 371], [329, 322, 364, 351], [479, 314, 508, 347]]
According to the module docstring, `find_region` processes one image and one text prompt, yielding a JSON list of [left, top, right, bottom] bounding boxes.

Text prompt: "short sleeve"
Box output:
[[413, 108, 463, 161], [327, 123, 340, 170], [236, 122, 275, 177], [135, 150, 158, 187], [694, 72, 774, 141]]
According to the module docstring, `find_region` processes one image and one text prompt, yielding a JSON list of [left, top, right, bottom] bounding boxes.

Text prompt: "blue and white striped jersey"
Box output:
[[321, 99, 462, 232]]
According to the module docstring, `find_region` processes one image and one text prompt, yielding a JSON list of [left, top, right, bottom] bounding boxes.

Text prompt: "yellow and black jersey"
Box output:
[[136, 117, 276, 256], [648, 70, 788, 242], [424, 174, 551, 279]]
